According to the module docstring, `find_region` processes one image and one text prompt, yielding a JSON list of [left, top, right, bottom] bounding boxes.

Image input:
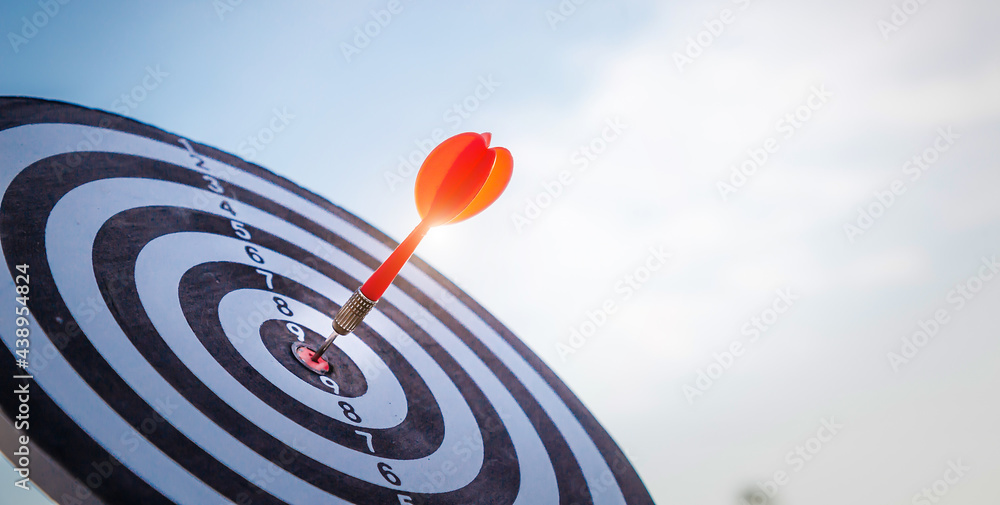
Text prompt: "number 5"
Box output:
[[231, 220, 251, 240]]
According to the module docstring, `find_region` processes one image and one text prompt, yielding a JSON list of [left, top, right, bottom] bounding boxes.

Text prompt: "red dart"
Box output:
[[310, 132, 512, 362]]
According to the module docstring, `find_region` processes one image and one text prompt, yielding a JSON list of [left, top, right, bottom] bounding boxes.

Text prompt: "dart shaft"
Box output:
[[312, 221, 430, 362], [360, 220, 431, 301], [311, 289, 378, 361], [312, 332, 338, 362]]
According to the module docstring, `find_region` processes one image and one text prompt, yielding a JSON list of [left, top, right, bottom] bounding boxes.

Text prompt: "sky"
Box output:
[[2, 0, 1000, 503]]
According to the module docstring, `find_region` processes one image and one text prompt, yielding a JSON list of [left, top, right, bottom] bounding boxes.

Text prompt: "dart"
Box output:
[[307, 132, 513, 363]]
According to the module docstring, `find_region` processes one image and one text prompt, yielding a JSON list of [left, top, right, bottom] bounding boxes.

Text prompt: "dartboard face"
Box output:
[[0, 97, 653, 505]]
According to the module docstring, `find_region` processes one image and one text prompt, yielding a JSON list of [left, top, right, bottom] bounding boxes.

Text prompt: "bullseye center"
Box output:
[[291, 342, 330, 374]]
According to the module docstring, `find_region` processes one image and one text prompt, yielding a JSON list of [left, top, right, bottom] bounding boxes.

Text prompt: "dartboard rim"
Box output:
[[0, 96, 654, 505]]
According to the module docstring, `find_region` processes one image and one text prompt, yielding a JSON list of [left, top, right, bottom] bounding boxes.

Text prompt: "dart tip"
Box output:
[[292, 342, 331, 373], [308, 336, 333, 362]]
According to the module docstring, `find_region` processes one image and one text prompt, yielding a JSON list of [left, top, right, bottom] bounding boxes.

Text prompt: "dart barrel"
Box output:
[[332, 289, 378, 336]]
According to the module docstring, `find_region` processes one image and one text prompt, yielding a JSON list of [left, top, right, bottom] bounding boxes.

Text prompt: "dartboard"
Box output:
[[0, 97, 653, 505]]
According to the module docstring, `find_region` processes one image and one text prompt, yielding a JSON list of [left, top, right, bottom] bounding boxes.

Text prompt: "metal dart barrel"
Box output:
[[311, 289, 377, 361]]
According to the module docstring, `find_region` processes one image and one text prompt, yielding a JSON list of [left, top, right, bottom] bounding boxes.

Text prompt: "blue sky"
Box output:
[[3, 1, 1000, 503]]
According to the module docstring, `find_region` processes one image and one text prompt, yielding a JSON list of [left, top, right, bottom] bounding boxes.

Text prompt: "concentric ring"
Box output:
[[0, 98, 653, 505]]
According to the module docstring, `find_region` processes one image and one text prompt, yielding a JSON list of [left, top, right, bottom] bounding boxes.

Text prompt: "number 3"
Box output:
[[203, 174, 224, 194]]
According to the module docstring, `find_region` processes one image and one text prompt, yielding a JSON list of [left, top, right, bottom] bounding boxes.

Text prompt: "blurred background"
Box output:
[[2, 0, 999, 503]]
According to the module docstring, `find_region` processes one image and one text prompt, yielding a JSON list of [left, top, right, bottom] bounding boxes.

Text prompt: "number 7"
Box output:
[[355, 430, 374, 453], [255, 268, 274, 289]]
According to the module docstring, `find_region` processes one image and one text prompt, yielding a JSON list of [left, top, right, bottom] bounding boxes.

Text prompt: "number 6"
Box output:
[[245, 245, 264, 264], [378, 462, 401, 486]]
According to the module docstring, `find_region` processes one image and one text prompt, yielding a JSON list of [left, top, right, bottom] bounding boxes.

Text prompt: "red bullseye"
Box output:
[[292, 343, 330, 374]]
